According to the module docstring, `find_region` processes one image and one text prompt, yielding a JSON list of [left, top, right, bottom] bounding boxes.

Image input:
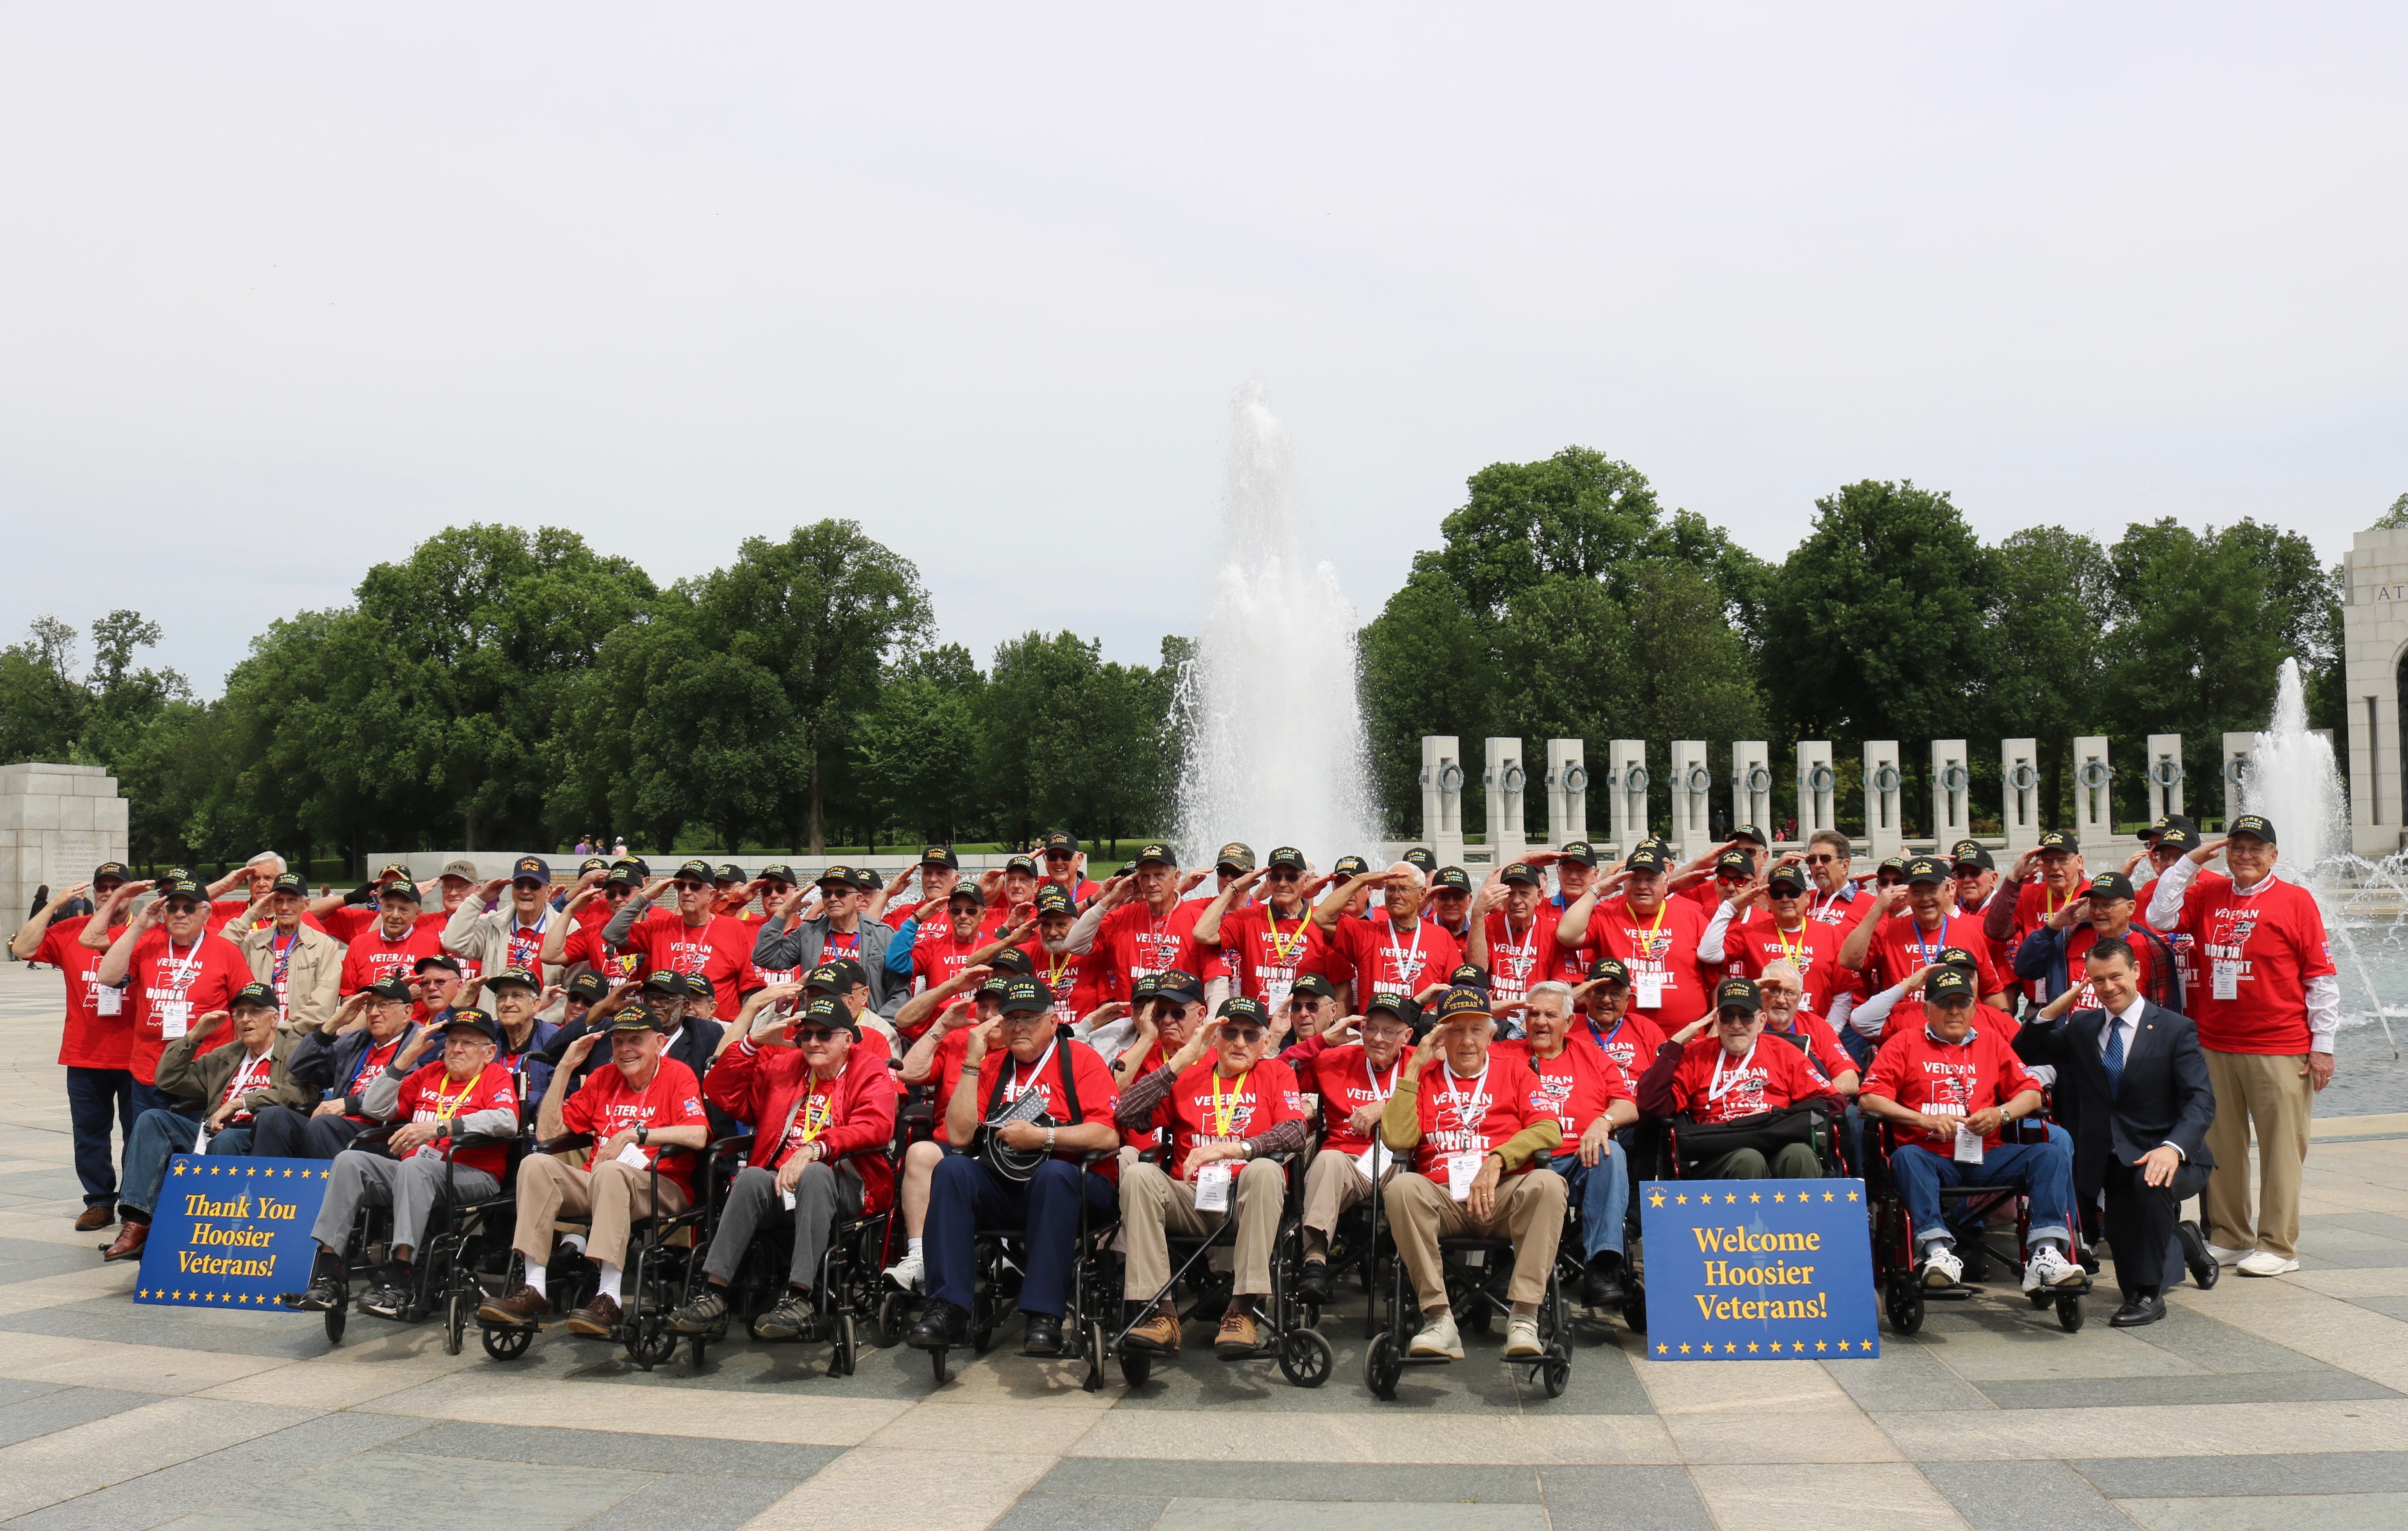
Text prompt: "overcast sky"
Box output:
[[4, 4, 2402, 695]]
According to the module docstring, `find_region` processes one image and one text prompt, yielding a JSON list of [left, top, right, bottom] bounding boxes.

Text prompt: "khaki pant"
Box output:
[[2202, 1048, 2313, 1260], [1388, 1167, 1567, 1309], [1300, 1147, 1394, 1238], [513, 1153, 689, 1270], [1120, 1158, 1284, 1301]]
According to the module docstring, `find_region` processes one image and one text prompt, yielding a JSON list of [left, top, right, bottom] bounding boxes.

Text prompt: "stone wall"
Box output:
[[0, 763, 130, 924]]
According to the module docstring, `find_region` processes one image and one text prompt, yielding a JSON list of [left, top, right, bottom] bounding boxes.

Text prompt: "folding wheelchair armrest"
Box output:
[[537, 1132, 595, 1154]]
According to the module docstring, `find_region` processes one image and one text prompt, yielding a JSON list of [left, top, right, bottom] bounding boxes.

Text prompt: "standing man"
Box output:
[[1061, 845, 1216, 998], [882, 845, 962, 931], [1699, 862, 1847, 1016], [1587, 844, 1713, 1033], [1838, 856, 2011, 1052], [752, 866, 903, 1023], [1312, 864, 1463, 1009], [1985, 829, 2088, 998], [2146, 816, 2334, 1277], [89, 877, 253, 1116], [233, 871, 344, 1032], [1195, 848, 1331, 1011], [1466, 862, 1597, 1008], [605, 860, 757, 1021], [13, 866, 134, 1231], [338, 882, 443, 996], [1040, 832, 1103, 906], [1798, 831, 1876, 930], [542, 862, 646, 985], [444, 855, 568, 1000]]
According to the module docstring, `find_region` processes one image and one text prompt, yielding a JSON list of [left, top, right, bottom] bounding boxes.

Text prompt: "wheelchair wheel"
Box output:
[[1118, 1345, 1154, 1387], [444, 1291, 466, 1356], [1277, 1327, 1333, 1389], [869, 1291, 906, 1348], [1622, 1277, 1647, 1334], [323, 1302, 347, 1345], [828, 1314, 858, 1378], [1886, 1282, 1924, 1336], [2179, 1221, 2220, 1291], [2056, 1292, 2083, 1332], [625, 1311, 677, 1371], [1364, 1330, 1401, 1400], [2028, 1287, 2052, 1309], [481, 1324, 532, 1361], [1540, 1346, 1570, 1399]]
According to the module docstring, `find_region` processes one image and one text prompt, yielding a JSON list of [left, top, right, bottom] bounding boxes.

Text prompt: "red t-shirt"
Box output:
[[559, 922, 644, 984], [123, 928, 252, 1085], [2167, 875, 2334, 1054], [618, 910, 753, 1019], [2053, 924, 2164, 1014], [1214, 904, 1330, 1008], [1495, 1039, 1633, 1141], [1662, 1034, 1830, 1126], [1480, 905, 1565, 1007], [340, 921, 444, 996], [318, 904, 381, 945], [1310, 1042, 1406, 1157], [1723, 918, 1848, 1017], [911, 921, 985, 995], [1330, 917, 1462, 1001], [1763, 1012, 1856, 1085], [209, 1048, 279, 1123], [1857, 911, 2009, 1040], [1862, 1024, 2041, 1150], [1590, 896, 1713, 1027], [560, 1057, 711, 1200], [1144, 1057, 1307, 1181], [1034, 948, 1112, 1030], [1802, 885, 1880, 931], [1407, 1051, 1547, 1178], [394, 1060, 519, 1179], [969, 1039, 1122, 1181], [924, 1019, 977, 1144], [34, 917, 131, 1070], [1571, 1008, 1668, 1081], [1092, 898, 1215, 993]]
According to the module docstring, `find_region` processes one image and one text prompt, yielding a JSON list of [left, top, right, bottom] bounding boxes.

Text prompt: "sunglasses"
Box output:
[[672, 879, 709, 892], [1044, 851, 1075, 862], [791, 1026, 844, 1043], [1804, 854, 1838, 865], [1219, 1026, 1267, 1044], [163, 900, 204, 915]]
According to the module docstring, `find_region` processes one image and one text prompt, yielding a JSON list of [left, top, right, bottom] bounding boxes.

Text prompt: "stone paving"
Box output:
[[3, 959, 2408, 1531]]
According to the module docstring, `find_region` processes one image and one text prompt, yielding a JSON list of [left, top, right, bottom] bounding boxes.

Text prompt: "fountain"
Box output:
[[1172, 383, 1380, 874]]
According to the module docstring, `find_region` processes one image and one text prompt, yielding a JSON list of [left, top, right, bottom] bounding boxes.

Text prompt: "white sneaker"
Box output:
[[2024, 1245, 2084, 1291], [2206, 1242, 2249, 1266], [882, 1250, 924, 1292], [1503, 1315, 1543, 1359], [1921, 1245, 1963, 1289], [1409, 1311, 1464, 1359], [2236, 1250, 2299, 1277]]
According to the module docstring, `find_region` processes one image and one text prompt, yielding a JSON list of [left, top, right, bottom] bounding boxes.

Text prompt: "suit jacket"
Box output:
[[2013, 998, 2216, 1198], [284, 1021, 424, 1116]]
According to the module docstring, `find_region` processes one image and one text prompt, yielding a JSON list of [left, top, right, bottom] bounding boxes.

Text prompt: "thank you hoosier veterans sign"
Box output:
[[133, 1156, 332, 1309], [1638, 1178, 1879, 1360]]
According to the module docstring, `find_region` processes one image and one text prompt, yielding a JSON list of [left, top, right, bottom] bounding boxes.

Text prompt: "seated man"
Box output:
[[477, 1003, 710, 1335], [1754, 961, 1860, 1096], [674, 993, 898, 1340], [907, 977, 1121, 1359], [1859, 965, 2083, 1293], [254, 978, 420, 1159], [1501, 980, 1638, 1305], [886, 970, 1005, 1293], [485, 967, 559, 1110], [281, 1007, 520, 1317], [1116, 995, 1310, 1357], [1296, 989, 1418, 1302], [1379, 986, 1566, 1361], [105, 983, 311, 1262], [1634, 978, 1838, 1179]]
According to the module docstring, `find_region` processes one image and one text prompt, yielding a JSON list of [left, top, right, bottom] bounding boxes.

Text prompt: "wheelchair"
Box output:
[[1866, 1118, 2092, 1336], [672, 1135, 897, 1378], [1359, 1158, 1573, 1401], [919, 1146, 1122, 1390], [473, 1134, 708, 1371], [1552, 1123, 1663, 1339], [1109, 1149, 1334, 1390], [302, 1125, 519, 1356]]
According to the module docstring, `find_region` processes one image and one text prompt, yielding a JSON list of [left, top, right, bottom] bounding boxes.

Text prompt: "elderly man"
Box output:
[[1754, 960, 1860, 1096], [1312, 862, 1464, 1009], [254, 977, 421, 1159], [1582, 844, 1712, 1031], [1061, 844, 1217, 998], [478, 1004, 711, 1335], [486, 967, 560, 1110], [1196, 848, 1330, 1010], [1839, 857, 2011, 1049], [1379, 987, 1566, 1360], [1861, 966, 2083, 1293], [1117, 994, 1310, 1357], [1503, 980, 1638, 1304], [906, 978, 1121, 1358], [881, 844, 963, 931], [674, 993, 899, 1340], [103, 982, 311, 1261], [89, 876, 254, 1117], [883, 971, 1010, 1293], [1466, 862, 1598, 1009], [751, 865, 904, 1023], [2016, 871, 2183, 1014], [1797, 830, 1877, 931], [1294, 990, 1417, 1301], [444, 855, 569, 1000], [542, 862, 647, 984], [1635, 978, 1838, 1179], [14, 863, 135, 1232], [2146, 814, 2335, 1277], [603, 859, 756, 1021], [337, 881, 443, 997], [281, 1007, 520, 1318], [1985, 828, 2089, 999], [1700, 862, 1847, 1021], [229, 872, 344, 1032]]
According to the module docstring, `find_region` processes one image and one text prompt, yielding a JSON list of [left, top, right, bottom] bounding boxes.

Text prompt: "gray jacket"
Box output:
[[751, 915, 904, 1019]]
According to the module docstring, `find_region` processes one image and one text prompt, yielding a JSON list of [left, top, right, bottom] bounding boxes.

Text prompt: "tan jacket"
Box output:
[[155, 1023, 312, 1116], [236, 921, 345, 1033]]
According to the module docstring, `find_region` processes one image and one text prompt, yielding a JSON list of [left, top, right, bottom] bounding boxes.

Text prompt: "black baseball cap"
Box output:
[[642, 969, 687, 996], [1364, 989, 1419, 1025], [713, 862, 746, 884], [1215, 842, 1256, 873], [1558, 841, 1597, 866], [1903, 856, 1949, 886], [807, 957, 868, 993], [1432, 986, 1493, 1022], [93, 861, 130, 884], [1877, 855, 1909, 875], [1289, 973, 1336, 1003], [2230, 814, 2277, 844], [1949, 838, 1984, 860], [946, 882, 985, 908], [2088, 872, 2136, 902], [1431, 866, 1471, 892], [365, 977, 414, 1003], [851, 867, 882, 893], [1034, 884, 1076, 916], [1332, 854, 1371, 879], [2037, 829, 2079, 854], [441, 1008, 503, 1045], [1152, 968, 1205, 1006], [1925, 967, 1977, 1004], [798, 993, 858, 1039], [1951, 846, 1995, 872], [157, 877, 207, 905], [512, 855, 550, 885], [607, 1004, 666, 1034], [2157, 825, 2199, 852], [817, 864, 856, 889], [676, 858, 715, 881], [487, 967, 540, 993], [1731, 825, 1769, 847], [577, 855, 610, 876], [683, 973, 715, 999], [566, 971, 611, 1004], [1216, 994, 1267, 1026], [1003, 854, 1039, 877], [1767, 863, 1811, 894], [413, 953, 461, 976], [1587, 956, 1631, 987], [1499, 862, 1538, 886], [605, 860, 646, 886], [1715, 849, 1753, 876], [1714, 978, 1762, 1016], [1129, 973, 1161, 1006], [1447, 962, 1491, 991], [990, 946, 1033, 975], [919, 845, 960, 870], [758, 862, 797, 886], [1935, 946, 1979, 968], [1625, 844, 1668, 871], [230, 981, 277, 1010], [1135, 842, 1177, 866], [270, 871, 309, 896], [998, 978, 1051, 1016], [977, 975, 1011, 1000], [1402, 847, 1437, 874], [381, 881, 422, 904], [1266, 845, 1307, 872], [1041, 831, 1079, 855]]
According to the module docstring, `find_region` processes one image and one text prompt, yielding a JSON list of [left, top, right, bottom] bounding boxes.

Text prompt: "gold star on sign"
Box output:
[[1649, 1191, 1666, 1208], [1815, 1340, 1827, 1352], [171, 1163, 186, 1176], [1675, 1193, 1688, 1204], [1747, 1342, 1759, 1353], [1836, 1339, 1850, 1351], [1767, 1342, 1781, 1353], [1823, 1191, 1834, 1201], [1725, 1193, 1738, 1204], [1846, 1191, 1859, 1201], [1749, 1193, 1761, 1204], [1655, 1343, 1669, 1355], [1773, 1192, 1786, 1203], [1679, 1343, 1692, 1354]]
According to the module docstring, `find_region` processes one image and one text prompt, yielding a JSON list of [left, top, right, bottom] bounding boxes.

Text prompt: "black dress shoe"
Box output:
[[2110, 1293, 2167, 1328], [1582, 1252, 1625, 1306], [1021, 1311, 1064, 1356], [1297, 1261, 1333, 1305], [907, 1297, 969, 1350]]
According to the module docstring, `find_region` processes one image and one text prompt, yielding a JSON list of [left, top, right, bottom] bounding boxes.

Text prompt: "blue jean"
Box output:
[[1551, 1149, 1631, 1262], [1888, 1123, 2076, 1251], [66, 1067, 134, 1207], [120, 1109, 252, 1223], [925, 1153, 1114, 1320]]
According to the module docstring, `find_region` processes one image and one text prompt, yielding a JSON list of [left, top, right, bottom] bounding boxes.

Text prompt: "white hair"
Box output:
[[246, 851, 286, 873], [1757, 960, 1803, 988], [1525, 980, 1576, 1013]]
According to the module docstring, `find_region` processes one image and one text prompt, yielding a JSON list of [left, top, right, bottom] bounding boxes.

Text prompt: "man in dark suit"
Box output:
[[2014, 936, 2216, 1327]]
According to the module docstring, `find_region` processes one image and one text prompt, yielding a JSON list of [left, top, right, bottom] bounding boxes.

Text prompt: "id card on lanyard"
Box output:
[[1439, 1060, 1489, 1201], [155, 936, 206, 1039]]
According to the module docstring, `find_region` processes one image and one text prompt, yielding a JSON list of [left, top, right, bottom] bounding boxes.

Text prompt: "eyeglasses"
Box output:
[[1219, 1027, 1267, 1044], [792, 1026, 843, 1043], [1804, 854, 1838, 865], [163, 901, 204, 915], [672, 880, 709, 892], [1266, 869, 1300, 882]]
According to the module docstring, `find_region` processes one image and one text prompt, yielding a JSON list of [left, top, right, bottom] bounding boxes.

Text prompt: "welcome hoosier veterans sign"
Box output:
[[1638, 1178, 1880, 1359], [133, 1156, 332, 1308]]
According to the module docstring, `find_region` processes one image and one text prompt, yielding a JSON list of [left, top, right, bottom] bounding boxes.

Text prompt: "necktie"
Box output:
[[2103, 1016, 2125, 1099]]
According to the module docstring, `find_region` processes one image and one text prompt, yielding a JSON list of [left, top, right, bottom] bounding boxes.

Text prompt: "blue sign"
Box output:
[[1637, 1177, 1880, 1360], [133, 1155, 332, 1309]]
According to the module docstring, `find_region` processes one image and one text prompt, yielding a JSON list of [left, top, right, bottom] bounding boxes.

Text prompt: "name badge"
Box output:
[[95, 987, 124, 1016], [155, 1000, 191, 1038], [2211, 961, 2239, 1001], [1953, 1123, 1985, 1165], [1356, 1141, 1393, 1181], [614, 1141, 652, 1170], [1447, 1151, 1482, 1202], [1194, 1161, 1232, 1211], [1264, 977, 1294, 1014], [1634, 972, 1665, 1009]]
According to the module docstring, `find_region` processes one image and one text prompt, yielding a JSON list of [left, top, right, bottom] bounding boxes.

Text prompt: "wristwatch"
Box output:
[[636, 1125, 649, 1146], [1045, 1126, 1057, 1153]]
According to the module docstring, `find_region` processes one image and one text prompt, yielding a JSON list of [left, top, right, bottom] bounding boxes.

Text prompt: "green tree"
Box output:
[[1436, 448, 1664, 617], [0, 616, 86, 764], [1985, 527, 2111, 824], [853, 644, 988, 846]]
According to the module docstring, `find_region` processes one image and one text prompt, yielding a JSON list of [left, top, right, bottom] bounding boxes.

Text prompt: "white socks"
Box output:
[[596, 1262, 624, 1304], [908, 1238, 923, 1257], [522, 1260, 547, 1297]]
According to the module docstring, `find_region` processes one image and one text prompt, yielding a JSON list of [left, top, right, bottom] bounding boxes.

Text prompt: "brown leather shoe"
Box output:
[[101, 1220, 147, 1261], [1123, 1305, 1181, 1354], [477, 1283, 550, 1327], [1214, 1307, 1260, 1359], [75, 1205, 115, 1233], [563, 1293, 623, 1336]]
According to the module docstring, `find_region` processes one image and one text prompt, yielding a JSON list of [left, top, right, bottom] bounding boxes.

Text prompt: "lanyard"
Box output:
[[795, 1079, 835, 1143], [1266, 909, 1310, 964], [430, 1068, 480, 1124], [1495, 914, 1539, 969], [1209, 1067, 1249, 1137], [1044, 947, 1073, 991], [346, 1034, 398, 1095], [1632, 899, 1668, 959], [222, 1051, 272, 1106], [161, 933, 204, 994], [1908, 914, 1948, 966], [1389, 917, 1426, 984], [1365, 1052, 1401, 1101], [1774, 921, 1809, 965], [1439, 1059, 1490, 1131], [1707, 1041, 1759, 1103], [1005, 1039, 1058, 1103], [1585, 1015, 1627, 1055]]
